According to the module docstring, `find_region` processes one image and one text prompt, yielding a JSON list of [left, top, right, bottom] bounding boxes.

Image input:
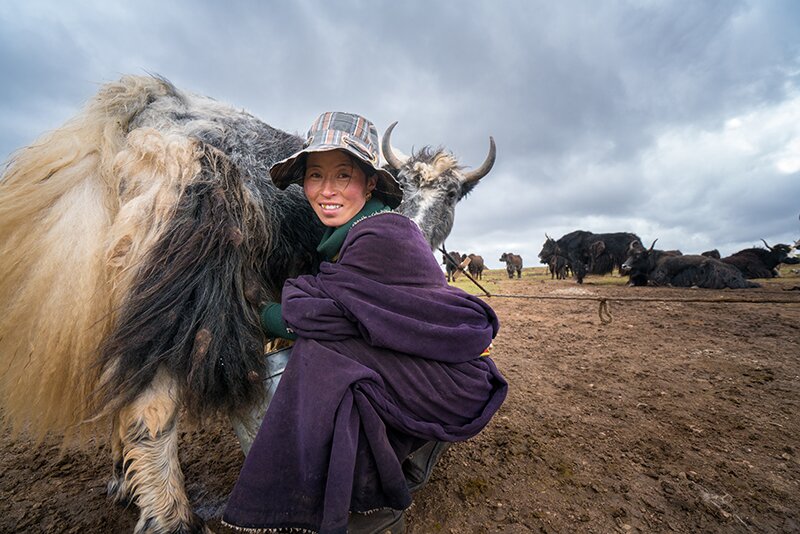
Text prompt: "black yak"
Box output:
[[623, 240, 759, 289], [721, 240, 799, 278], [549, 253, 570, 280], [539, 230, 641, 283]]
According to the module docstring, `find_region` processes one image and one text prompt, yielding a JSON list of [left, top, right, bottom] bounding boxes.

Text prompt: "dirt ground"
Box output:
[[1, 269, 799, 534]]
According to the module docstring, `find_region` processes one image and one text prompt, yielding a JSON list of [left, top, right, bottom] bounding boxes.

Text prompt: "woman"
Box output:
[[223, 112, 507, 534]]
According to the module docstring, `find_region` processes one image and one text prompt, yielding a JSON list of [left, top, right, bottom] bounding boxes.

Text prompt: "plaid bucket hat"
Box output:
[[270, 112, 403, 208]]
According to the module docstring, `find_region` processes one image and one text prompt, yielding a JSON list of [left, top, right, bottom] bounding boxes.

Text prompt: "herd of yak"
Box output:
[[441, 251, 524, 282], [444, 230, 800, 289]]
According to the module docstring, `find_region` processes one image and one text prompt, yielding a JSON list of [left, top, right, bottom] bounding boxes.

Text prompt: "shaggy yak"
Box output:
[[462, 253, 485, 280], [539, 230, 641, 284], [549, 253, 570, 280], [721, 239, 799, 278], [0, 75, 496, 534], [622, 240, 759, 289], [499, 252, 523, 278], [441, 250, 464, 282]]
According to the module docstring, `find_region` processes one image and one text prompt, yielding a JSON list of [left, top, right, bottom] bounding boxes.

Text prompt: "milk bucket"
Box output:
[[230, 346, 292, 456]]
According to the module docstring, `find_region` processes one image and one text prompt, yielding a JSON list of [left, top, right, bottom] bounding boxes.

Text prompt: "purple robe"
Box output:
[[223, 213, 507, 533]]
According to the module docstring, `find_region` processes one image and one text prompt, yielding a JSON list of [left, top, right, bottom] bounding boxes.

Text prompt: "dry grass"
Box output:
[[445, 262, 800, 293]]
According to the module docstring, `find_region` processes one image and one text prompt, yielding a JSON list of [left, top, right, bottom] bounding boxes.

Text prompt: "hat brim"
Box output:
[[270, 145, 403, 209]]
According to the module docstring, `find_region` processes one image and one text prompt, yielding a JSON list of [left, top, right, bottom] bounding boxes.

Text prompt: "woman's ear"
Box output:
[[367, 174, 378, 192]]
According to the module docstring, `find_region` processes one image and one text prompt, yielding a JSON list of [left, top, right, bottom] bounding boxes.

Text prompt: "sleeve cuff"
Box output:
[[260, 302, 297, 340]]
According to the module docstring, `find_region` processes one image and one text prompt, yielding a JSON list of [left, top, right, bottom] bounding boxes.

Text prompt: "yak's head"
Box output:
[[762, 239, 799, 264], [621, 239, 655, 285], [538, 234, 558, 264], [381, 122, 495, 251], [621, 239, 654, 272]]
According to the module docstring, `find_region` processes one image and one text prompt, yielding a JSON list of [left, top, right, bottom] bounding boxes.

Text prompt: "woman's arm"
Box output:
[[260, 302, 297, 340]]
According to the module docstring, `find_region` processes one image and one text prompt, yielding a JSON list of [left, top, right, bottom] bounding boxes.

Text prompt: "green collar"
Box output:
[[317, 198, 390, 261]]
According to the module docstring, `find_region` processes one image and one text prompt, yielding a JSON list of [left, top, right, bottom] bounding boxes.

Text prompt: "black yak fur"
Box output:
[[87, 83, 325, 422], [95, 147, 322, 420], [548, 254, 569, 280], [539, 230, 641, 283], [623, 245, 759, 289], [721, 242, 799, 279]]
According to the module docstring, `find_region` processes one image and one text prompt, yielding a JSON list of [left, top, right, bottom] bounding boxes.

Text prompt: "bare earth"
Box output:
[[1, 269, 799, 534]]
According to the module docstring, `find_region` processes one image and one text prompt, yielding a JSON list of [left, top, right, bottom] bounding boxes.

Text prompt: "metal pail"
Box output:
[[230, 346, 292, 456]]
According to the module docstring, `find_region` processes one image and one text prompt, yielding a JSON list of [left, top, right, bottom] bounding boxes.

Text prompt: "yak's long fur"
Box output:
[[625, 249, 759, 289], [0, 75, 320, 440], [721, 244, 797, 279], [0, 77, 178, 439], [651, 255, 759, 289], [96, 146, 269, 420]]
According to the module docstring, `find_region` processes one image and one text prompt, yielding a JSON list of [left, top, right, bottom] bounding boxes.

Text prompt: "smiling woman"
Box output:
[[269, 111, 403, 210], [303, 150, 377, 227], [222, 111, 507, 534], [0, 69, 502, 534]]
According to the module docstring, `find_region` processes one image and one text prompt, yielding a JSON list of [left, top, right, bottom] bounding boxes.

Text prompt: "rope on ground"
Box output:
[[489, 293, 800, 304], [484, 292, 800, 325], [598, 298, 612, 324], [438, 244, 799, 321]]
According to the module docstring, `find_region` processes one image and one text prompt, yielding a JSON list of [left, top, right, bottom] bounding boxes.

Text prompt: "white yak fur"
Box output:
[[0, 76, 202, 441]]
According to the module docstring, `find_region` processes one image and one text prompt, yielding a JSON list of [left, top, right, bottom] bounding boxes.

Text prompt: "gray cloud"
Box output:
[[2, 0, 798, 269]]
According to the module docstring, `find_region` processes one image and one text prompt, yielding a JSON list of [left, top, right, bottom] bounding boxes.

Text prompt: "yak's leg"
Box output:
[[117, 368, 209, 534], [570, 253, 586, 283], [107, 413, 131, 504]]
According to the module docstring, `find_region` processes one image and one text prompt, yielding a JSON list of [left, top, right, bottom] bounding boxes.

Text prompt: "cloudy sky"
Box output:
[[2, 0, 799, 268]]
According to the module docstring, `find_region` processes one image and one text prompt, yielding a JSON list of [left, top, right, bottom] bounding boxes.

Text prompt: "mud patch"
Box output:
[[1, 274, 799, 533]]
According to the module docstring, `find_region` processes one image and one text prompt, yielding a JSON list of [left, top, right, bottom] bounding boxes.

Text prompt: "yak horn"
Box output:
[[463, 137, 497, 184], [381, 121, 405, 170], [761, 238, 772, 251], [648, 239, 658, 252]]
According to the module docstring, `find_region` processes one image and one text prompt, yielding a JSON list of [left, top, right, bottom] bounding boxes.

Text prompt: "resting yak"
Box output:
[[721, 239, 799, 279], [623, 240, 759, 289], [0, 75, 496, 534]]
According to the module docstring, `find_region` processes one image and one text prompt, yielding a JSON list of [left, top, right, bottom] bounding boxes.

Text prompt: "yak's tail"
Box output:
[[0, 75, 194, 442]]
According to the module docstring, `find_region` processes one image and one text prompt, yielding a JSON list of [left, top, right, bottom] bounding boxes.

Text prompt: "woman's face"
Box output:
[[303, 150, 377, 227]]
